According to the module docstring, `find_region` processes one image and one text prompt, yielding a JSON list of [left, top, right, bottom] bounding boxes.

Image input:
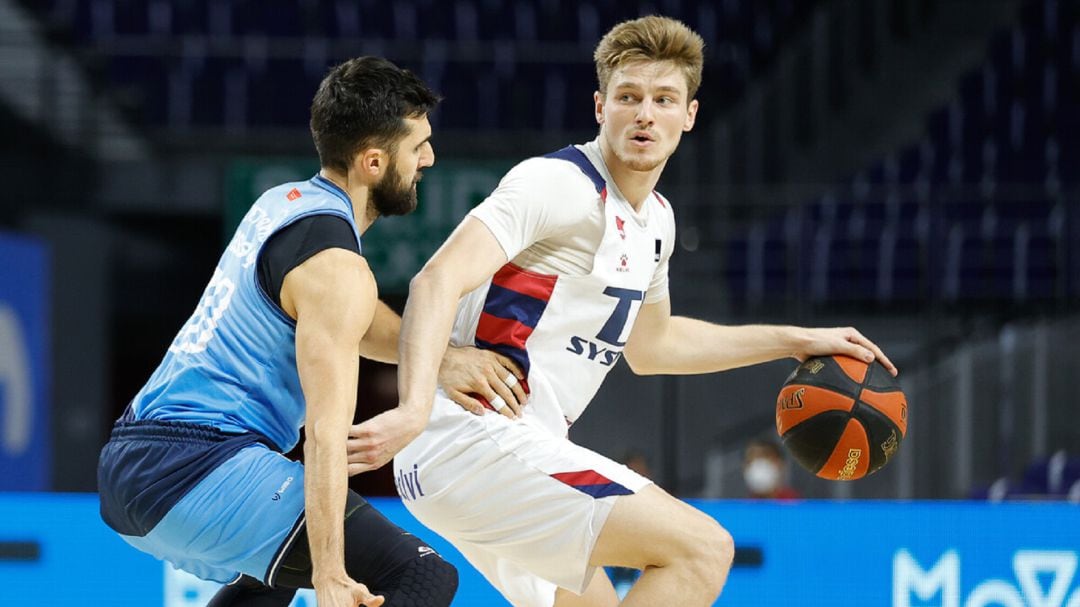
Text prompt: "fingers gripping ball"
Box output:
[[776, 356, 908, 481]]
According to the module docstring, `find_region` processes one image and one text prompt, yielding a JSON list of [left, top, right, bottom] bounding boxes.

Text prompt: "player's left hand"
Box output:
[[790, 327, 898, 376], [438, 346, 528, 419], [346, 408, 423, 475]]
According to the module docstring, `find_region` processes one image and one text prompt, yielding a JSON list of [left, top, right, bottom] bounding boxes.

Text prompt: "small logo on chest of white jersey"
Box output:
[[617, 253, 630, 273], [615, 215, 626, 239]]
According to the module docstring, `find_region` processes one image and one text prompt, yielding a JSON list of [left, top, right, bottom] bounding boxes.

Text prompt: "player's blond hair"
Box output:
[[594, 15, 705, 99]]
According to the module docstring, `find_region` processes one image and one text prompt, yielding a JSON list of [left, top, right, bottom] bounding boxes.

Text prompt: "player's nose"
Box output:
[[419, 142, 435, 169], [635, 100, 655, 125]]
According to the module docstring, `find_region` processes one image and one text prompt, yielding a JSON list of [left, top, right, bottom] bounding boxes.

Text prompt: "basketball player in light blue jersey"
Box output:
[[98, 57, 526, 607]]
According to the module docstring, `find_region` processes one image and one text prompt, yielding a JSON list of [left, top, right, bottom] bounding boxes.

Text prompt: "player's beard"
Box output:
[[619, 153, 665, 172], [616, 137, 670, 172], [371, 162, 418, 217]]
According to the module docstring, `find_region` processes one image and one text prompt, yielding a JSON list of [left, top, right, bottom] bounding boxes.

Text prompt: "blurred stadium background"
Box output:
[[1, 0, 1078, 604]]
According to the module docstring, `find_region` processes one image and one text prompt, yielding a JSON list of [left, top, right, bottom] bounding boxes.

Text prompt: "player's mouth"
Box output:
[[629, 132, 656, 147]]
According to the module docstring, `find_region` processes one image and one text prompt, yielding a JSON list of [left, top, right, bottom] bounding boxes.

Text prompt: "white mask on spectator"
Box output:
[[744, 459, 781, 494]]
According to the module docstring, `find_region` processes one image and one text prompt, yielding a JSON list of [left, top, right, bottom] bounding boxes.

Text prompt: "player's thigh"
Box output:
[[554, 568, 618, 607], [145, 444, 306, 582], [398, 406, 650, 597], [589, 484, 732, 571]]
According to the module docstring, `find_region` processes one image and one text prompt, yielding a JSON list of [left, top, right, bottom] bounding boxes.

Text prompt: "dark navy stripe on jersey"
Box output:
[[475, 264, 558, 378], [544, 146, 606, 193], [481, 284, 548, 328]]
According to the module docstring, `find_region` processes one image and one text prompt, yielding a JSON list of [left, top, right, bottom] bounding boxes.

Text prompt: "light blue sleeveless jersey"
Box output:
[[130, 175, 360, 452]]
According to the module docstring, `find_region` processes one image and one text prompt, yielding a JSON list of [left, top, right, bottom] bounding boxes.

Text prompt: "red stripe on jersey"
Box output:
[[552, 470, 613, 487], [600, 187, 608, 203], [491, 263, 557, 302], [475, 313, 534, 350], [653, 190, 667, 208]]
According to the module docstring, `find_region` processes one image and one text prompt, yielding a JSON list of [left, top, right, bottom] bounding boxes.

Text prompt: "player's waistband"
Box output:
[[109, 418, 265, 445]]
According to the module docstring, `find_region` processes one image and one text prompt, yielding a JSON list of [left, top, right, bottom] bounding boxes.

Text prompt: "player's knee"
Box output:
[[675, 517, 734, 591], [698, 522, 735, 585], [381, 551, 458, 607]]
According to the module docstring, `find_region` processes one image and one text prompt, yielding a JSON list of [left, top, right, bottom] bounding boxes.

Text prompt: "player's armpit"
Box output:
[[357, 300, 401, 364], [621, 297, 673, 375]]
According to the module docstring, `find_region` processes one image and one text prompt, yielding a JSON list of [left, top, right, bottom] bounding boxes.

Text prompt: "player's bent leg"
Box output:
[[206, 575, 297, 607], [341, 495, 457, 606], [588, 484, 734, 606], [553, 567, 618, 607], [271, 491, 458, 606]]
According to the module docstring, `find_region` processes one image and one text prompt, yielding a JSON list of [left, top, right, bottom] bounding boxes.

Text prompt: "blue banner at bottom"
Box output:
[[0, 493, 1077, 606]]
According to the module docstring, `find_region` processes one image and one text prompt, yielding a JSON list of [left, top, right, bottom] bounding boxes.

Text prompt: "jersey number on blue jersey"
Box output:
[[169, 268, 237, 355]]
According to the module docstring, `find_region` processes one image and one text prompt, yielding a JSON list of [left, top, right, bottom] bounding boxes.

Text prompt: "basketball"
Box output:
[[775, 355, 908, 481]]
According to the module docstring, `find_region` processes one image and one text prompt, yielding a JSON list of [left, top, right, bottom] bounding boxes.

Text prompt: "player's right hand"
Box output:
[[438, 346, 528, 419], [315, 575, 385, 607]]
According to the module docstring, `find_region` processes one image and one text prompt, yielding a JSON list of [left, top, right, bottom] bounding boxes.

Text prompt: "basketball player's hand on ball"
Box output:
[[791, 327, 898, 377], [315, 575, 384, 607], [438, 346, 528, 419]]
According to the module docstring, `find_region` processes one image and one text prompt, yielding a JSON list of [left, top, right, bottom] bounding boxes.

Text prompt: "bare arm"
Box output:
[[349, 297, 527, 433], [281, 248, 384, 607], [623, 297, 897, 376], [356, 300, 401, 364], [398, 218, 510, 426], [348, 219, 510, 472]]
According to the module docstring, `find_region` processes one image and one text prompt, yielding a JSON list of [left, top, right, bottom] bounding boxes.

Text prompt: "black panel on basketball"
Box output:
[[780, 410, 851, 474], [785, 357, 860, 399], [863, 362, 903, 392], [853, 402, 904, 475]]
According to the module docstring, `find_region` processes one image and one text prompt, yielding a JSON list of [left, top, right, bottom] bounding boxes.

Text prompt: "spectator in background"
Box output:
[[743, 439, 800, 500]]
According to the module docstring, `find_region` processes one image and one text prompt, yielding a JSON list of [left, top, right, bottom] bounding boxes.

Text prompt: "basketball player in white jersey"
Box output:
[[349, 16, 897, 607]]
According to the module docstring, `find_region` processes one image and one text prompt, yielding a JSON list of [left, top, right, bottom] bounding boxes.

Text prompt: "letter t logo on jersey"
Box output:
[[596, 287, 644, 347]]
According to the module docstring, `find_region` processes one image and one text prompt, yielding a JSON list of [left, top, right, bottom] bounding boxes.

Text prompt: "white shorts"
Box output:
[[394, 392, 651, 607]]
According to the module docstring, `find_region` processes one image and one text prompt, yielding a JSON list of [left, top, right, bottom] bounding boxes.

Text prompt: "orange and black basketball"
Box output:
[[775, 355, 908, 481]]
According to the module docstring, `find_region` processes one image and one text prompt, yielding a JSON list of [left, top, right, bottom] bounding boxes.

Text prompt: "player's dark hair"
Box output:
[[310, 56, 440, 173]]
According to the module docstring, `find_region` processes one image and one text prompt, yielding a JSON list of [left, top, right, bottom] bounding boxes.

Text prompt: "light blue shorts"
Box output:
[[119, 443, 306, 584]]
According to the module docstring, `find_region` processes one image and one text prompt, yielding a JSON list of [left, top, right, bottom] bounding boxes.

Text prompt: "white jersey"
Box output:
[[453, 139, 676, 435], [396, 141, 673, 603]]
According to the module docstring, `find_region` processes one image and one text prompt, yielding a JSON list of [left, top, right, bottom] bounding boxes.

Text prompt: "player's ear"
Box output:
[[355, 148, 387, 179], [683, 99, 699, 132], [594, 91, 605, 125]]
